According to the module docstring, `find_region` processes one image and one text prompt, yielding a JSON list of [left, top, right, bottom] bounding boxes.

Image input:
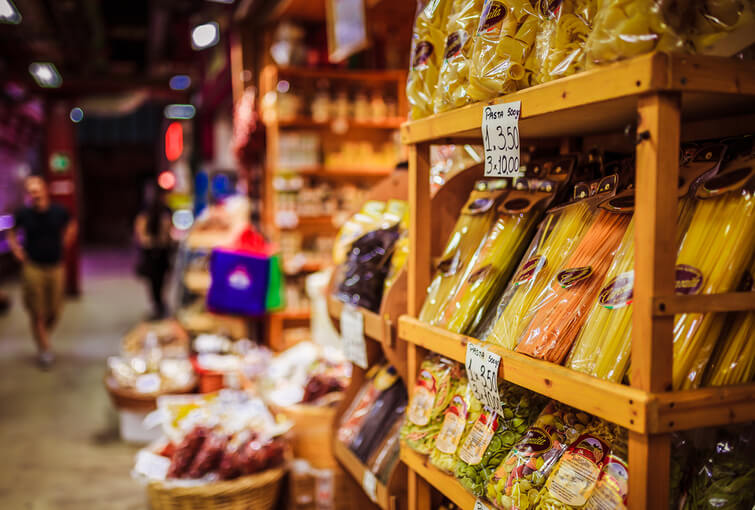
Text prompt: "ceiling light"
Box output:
[[158, 171, 176, 190], [69, 107, 84, 123], [164, 104, 196, 120], [169, 75, 191, 91], [29, 62, 62, 88], [0, 0, 21, 24], [191, 22, 219, 50]]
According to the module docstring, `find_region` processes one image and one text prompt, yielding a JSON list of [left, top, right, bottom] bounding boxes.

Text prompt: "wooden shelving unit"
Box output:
[[400, 52, 755, 510]]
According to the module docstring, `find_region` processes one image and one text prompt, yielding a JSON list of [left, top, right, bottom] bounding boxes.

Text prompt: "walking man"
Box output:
[[7, 175, 77, 368]]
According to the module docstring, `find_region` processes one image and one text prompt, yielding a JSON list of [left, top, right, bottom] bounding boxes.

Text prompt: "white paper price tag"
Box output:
[[474, 499, 492, 510], [362, 470, 378, 503], [135, 373, 161, 394], [465, 342, 502, 415], [482, 100, 521, 177], [340, 305, 368, 369]]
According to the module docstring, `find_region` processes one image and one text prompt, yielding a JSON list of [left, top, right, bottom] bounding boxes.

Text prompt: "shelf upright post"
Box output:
[[407, 142, 433, 510], [629, 91, 681, 509]]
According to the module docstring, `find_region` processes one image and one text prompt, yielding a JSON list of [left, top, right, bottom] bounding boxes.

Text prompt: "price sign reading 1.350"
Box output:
[[465, 342, 502, 415], [482, 100, 521, 177]]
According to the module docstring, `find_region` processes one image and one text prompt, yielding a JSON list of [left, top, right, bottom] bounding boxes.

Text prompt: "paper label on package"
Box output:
[[135, 373, 161, 394], [362, 470, 378, 503], [483, 101, 521, 177], [458, 409, 498, 465], [465, 343, 502, 414], [341, 305, 367, 369]]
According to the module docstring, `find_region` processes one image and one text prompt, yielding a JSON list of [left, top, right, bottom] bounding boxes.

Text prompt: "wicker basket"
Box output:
[[104, 375, 196, 412], [147, 467, 285, 510]]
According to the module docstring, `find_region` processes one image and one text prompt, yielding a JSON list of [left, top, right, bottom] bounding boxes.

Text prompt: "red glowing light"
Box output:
[[165, 122, 183, 162], [158, 171, 176, 190]]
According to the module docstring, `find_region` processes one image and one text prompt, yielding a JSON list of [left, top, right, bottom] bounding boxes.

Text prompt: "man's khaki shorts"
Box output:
[[22, 262, 64, 323]]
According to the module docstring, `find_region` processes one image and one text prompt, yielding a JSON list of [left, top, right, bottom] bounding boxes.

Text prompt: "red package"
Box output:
[[167, 427, 208, 479]]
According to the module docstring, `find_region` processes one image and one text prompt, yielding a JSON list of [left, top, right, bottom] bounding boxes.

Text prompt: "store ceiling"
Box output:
[[0, 0, 228, 93]]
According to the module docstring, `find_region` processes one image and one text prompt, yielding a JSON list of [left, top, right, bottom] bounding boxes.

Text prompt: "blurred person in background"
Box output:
[[134, 185, 173, 320], [7, 175, 77, 369]]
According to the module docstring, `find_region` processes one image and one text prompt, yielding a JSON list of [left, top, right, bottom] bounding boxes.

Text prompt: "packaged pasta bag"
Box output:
[[368, 417, 404, 484], [419, 179, 512, 325], [584, 0, 688, 66], [383, 203, 410, 294], [454, 382, 548, 497], [566, 145, 727, 382], [481, 173, 616, 349], [672, 158, 755, 389], [333, 201, 386, 265], [485, 401, 594, 510], [429, 378, 484, 473], [583, 424, 629, 510], [467, 0, 540, 102], [407, 0, 454, 119], [670, 433, 695, 509], [337, 363, 398, 446], [440, 177, 559, 335], [534, 0, 598, 84], [686, 0, 755, 54], [432, 0, 485, 114], [532, 420, 624, 509], [515, 195, 633, 364], [401, 356, 460, 454], [351, 380, 407, 462]]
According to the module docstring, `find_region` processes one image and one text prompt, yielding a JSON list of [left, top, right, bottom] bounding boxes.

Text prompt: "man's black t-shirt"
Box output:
[[14, 204, 71, 265]]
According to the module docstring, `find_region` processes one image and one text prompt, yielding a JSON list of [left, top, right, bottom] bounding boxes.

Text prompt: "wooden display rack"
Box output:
[[400, 52, 755, 510]]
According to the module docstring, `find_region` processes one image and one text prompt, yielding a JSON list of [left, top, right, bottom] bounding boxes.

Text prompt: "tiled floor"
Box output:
[[0, 249, 152, 509]]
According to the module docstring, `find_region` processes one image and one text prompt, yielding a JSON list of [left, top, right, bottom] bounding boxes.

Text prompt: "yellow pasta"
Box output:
[[535, 1, 597, 83], [688, 0, 754, 53]]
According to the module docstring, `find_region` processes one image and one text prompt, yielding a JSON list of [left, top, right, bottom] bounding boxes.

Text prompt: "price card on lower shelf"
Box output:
[[482, 100, 522, 177], [474, 499, 492, 510], [341, 304, 368, 369], [465, 342, 502, 415], [362, 470, 378, 503]]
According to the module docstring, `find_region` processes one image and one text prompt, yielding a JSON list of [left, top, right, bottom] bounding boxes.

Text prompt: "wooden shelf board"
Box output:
[[279, 166, 394, 179], [276, 117, 403, 130], [649, 384, 755, 433], [334, 440, 390, 509], [653, 291, 755, 315], [400, 53, 755, 144], [270, 309, 310, 321], [277, 215, 338, 233], [398, 316, 650, 433], [276, 66, 406, 83], [183, 270, 211, 294], [327, 295, 392, 344], [400, 447, 476, 510]]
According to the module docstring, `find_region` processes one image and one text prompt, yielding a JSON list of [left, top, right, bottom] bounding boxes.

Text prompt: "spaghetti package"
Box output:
[[454, 382, 548, 498], [407, 0, 453, 119], [432, 0, 485, 113], [485, 401, 594, 510], [566, 145, 726, 382], [441, 180, 557, 335], [467, 0, 540, 102], [401, 356, 460, 454], [515, 199, 632, 364], [482, 174, 616, 349], [429, 378, 484, 473], [534, 0, 598, 84], [672, 162, 755, 389], [337, 364, 399, 446], [351, 381, 407, 462], [419, 180, 511, 325], [585, 0, 687, 66]]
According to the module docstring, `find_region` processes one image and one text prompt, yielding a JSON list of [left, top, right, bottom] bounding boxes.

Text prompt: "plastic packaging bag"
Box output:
[[337, 364, 399, 446], [419, 180, 510, 325], [585, 0, 687, 66], [432, 0, 486, 113], [429, 378, 484, 473], [333, 201, 386, 265], [407, 0, 454, 119], [351, 381, 407, 462], [454, 382, 548, 498], [401, 356, 460, 454], [516, 204, 632, 364], [368, 418, 404, 484], [687, 0, 755, 54], [467, 0, 540, 102], [484, 401, 594, 510]]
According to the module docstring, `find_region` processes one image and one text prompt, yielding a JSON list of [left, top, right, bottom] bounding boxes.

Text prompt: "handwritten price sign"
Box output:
[[465, 342, 502, 415], [482, 101, 522, 177]]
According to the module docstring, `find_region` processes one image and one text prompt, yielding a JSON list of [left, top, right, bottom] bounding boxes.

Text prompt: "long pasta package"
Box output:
[[407, 0, 453, 119], [419, 179, 512, 325], [484, 401, 594, 510], [533, 0, 598, 85], [429, 378, 484, 473], [673, 158, 755, 390], [440, 179, 558, 335], [566, 145, 728, 383], [433, 0, 485, 113], [337, 364, 400, 446], [515, 196, 633, 364], [467, 0, 540, 102], [481, 174, 617, 349]]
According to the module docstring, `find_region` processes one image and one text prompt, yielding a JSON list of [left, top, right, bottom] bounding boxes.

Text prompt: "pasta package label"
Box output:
[[444, 30, 470, 58], [436, 394, 469, 453], [407, 369, 438, 425], [459, 408, 499, 465], [513, 255, 546, 286], [584, 454, 629, 510], [412, 41, 435, 69], [598, 271, 634, 309], [557, 266, 593, 288], [675, 264, 704, 295], [478, 0, 507, 35], [544, 433, 610, 506]]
